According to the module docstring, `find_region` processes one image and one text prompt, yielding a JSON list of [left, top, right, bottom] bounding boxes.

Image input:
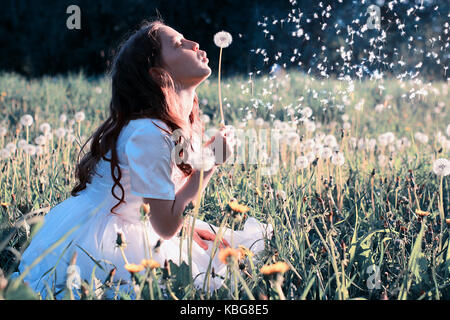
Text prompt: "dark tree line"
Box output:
[[0, 0, 447, 79]]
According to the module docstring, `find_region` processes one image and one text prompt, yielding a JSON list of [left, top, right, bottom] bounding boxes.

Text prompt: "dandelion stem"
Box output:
[[218, 47, 225, 127]]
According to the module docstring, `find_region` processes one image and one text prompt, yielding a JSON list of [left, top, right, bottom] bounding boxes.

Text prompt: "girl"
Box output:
[[12, 19, 272, 299]]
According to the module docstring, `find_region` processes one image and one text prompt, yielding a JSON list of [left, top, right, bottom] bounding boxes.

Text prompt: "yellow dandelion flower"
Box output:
[[1, 92, 6, 97], [141, 259, 160, 270], [124, 263, 144, 273], [415, 209, 430, 217], [228, 199, 250, 214], [218, 247, 242, 264], [238, 245, 254, 259], [260, 261, 290, 276]]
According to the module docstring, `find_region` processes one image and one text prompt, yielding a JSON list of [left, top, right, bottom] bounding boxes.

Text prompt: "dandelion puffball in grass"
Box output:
[[74, 111, 85, 123], [18, 139, 28, 149], [319, 147, 333, 159], [432, 158, 450, 177], [0, 127, 7, 137], [55, 127, 67, 139], [414, 132, 429, 144], [300, 107, 313, 119], [60, 114, 67, 123], [331, 152, 345, 166], [23, 144, 36, 156], [447, 124, 450, 137], [214, 31, 233, 48], [6, 142, 16, 154], [34, 135, 47, 146], [0, 148, 11, 160], [295, 156, 309, 170], [39, 122, 51, 134], [214, 31, 232, 127], [20, 114, 33, 127]]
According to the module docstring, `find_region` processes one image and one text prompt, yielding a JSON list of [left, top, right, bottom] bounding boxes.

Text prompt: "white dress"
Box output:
[[12, 118, 273, 299]]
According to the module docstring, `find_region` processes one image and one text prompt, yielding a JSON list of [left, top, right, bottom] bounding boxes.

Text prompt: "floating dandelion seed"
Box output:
[[214, 31, 233, 127]]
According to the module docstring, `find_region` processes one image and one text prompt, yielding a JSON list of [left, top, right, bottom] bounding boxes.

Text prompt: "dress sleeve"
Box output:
[[125, 124, 176, 200]]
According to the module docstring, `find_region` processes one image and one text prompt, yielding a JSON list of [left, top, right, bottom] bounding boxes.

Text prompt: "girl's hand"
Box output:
[[204, 125, 236, 165], [193, 228, 230, 251]]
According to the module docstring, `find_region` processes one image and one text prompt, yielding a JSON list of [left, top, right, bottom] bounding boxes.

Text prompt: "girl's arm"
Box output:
[[144, 165, 218, 240]]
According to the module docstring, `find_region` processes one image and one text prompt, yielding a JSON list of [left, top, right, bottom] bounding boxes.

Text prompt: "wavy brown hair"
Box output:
[[70, 18, 203, 214]]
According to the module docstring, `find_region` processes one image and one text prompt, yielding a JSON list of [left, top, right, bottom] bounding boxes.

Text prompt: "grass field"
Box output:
[[0, 70, 449, 300]]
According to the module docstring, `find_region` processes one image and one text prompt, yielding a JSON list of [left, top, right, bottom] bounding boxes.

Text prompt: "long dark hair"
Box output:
[[70, 18, 203, 214]]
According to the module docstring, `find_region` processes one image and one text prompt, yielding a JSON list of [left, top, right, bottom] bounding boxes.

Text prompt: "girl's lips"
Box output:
[[202, 57, 209, 63]]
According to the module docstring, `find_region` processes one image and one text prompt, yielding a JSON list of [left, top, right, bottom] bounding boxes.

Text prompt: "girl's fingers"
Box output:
[[193, 232, 208, 250]]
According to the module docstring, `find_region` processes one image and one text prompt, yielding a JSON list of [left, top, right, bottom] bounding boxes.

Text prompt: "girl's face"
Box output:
[[157, 26, 211, 87]]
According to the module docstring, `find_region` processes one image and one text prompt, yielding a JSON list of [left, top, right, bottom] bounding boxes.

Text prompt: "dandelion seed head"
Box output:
[[20, 114, 34, 127], [432, 158, 450, 177], [214, 31, 233, 48]]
